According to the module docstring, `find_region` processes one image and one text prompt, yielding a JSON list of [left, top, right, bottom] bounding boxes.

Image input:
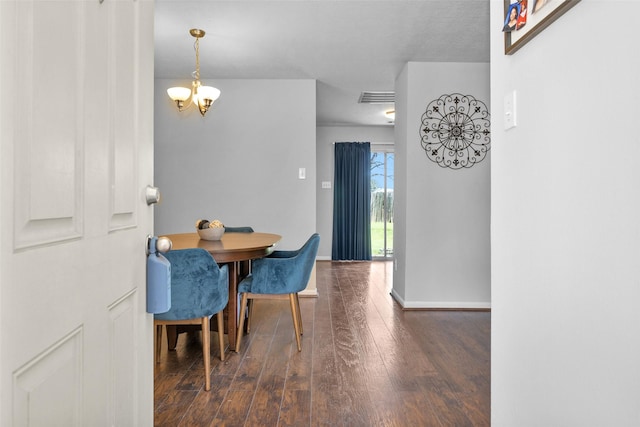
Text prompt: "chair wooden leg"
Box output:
[[166, 325, 178, 350], [289, 293, 302, 351], [235, 293, 248, 353], [216, 310, 225, 361], [246, 300, 253, 334], [155, 324, 163, 363], [202, 316, 211, 391], [295, 293, 303, 335]]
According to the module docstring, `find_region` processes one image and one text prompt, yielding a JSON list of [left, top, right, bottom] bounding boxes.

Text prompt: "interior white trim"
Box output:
[[299, 288, 318, 298], [391, 289, 490, 310]]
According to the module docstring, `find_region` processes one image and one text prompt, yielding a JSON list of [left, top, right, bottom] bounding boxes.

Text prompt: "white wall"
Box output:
[[154, 79, 316, 251], [394, 67, 410, 301], [490, 1, 640, 425], [315, 125, 395, 259], [393, 62, 491, 309]]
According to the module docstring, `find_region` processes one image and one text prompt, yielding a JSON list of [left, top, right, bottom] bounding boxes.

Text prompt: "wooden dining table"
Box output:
[[162, 231, 281, 351]]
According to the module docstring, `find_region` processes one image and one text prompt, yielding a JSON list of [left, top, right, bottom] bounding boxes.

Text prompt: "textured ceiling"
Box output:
[[155, 0, 490, 126]]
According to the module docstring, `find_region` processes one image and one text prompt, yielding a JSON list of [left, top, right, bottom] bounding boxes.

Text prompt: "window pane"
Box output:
[[371, 151, 394, 258]]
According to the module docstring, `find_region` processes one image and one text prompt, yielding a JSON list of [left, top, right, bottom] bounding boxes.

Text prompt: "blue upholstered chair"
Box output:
[[235, 233, 320, 352], [154, 248, 229, 391]]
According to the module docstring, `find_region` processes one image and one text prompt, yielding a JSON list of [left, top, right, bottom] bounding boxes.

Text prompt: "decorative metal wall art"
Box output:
[[419, 93, 491, 170]]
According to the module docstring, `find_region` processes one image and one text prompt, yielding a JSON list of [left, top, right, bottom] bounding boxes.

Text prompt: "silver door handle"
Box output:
[[145, 185, 161, 205], [146, 235, 172, 255]]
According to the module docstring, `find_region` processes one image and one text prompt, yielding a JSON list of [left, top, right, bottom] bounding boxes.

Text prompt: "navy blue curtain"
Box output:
[[332, 142, 371, 260]]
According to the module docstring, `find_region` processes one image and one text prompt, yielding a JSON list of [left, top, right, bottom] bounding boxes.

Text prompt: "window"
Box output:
[[370, 146, 394, 259]]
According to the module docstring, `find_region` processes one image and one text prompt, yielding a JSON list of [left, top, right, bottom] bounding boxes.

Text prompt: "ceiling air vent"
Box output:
[[358, 91, 395, 104]]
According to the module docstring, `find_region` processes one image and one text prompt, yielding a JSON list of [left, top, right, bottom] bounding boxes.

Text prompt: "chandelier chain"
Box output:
[[194, 37, 200, 81]]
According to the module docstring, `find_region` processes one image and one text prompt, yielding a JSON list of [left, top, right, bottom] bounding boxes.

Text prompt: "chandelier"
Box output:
[[167, 29, 221, 117]]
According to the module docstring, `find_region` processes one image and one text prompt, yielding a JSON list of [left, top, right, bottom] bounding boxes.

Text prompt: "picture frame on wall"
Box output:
[[503, 0, 581, 55]]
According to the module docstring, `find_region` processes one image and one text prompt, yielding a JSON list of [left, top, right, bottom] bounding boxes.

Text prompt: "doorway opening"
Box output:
[[370, 145, 394, 259]]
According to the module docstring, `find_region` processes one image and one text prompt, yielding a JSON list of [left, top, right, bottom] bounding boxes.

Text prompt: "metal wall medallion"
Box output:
[[419, 93, 491, 169]]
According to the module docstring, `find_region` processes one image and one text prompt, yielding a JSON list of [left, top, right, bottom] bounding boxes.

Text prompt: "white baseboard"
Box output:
[[390, 289, 490, 310], [316, 255, 332, 261], [299, 288, 318, 298]]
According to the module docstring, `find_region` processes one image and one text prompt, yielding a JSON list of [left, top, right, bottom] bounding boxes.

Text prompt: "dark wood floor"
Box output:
[[154, 261, 490, 426]]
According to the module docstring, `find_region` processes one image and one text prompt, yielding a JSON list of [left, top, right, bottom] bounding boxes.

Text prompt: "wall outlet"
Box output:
[[322, 181, 331, 189]]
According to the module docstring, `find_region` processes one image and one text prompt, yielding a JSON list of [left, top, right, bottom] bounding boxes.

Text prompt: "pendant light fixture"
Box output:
[[167, 29, 221, 117]]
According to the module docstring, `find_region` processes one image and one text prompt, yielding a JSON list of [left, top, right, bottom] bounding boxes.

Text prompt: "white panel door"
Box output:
[[0, 0, 155, 425]]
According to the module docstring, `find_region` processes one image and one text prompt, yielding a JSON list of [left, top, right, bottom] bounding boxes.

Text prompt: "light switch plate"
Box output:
[[298, 168, 306, 179], [504, 90, 517, 130]]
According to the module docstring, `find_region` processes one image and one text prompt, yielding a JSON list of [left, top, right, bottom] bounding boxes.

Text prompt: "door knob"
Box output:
[[146, 235, 172, 255], [145, 185, 161, 205]]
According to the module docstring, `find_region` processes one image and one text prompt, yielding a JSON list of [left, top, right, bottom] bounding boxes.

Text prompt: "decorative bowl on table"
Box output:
[[195, 219, 225, 241], [197, 227, 225, 241]]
